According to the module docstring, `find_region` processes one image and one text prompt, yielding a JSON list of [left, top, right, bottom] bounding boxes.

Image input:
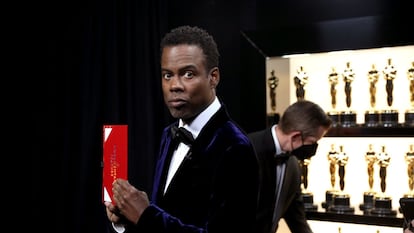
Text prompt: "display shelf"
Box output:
[[326, 125, 414, 137], [305, 211, 403, 227], [240, 16, 414, 230]]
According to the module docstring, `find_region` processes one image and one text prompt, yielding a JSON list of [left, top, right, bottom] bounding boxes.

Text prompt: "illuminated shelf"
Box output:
[[306, 211, 403, 228], [326, 125, 414, 137]]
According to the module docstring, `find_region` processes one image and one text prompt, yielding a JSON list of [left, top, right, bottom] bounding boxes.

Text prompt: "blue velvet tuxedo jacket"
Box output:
[[248, 127, 313, 233], [131, 106, 259, 233]]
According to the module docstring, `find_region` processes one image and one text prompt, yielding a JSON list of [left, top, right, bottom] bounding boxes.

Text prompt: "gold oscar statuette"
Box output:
[[322, 144, 339, 210], [377, 145, 391, 195], [366, 144, 377, 192], [327, 68, 341, 127], [371, 145, 396, 216], [329, 67, 339, 110], [359, 144, 377, 213], [381, 58, 399, 127], [298, 157, 318, 211], [328, 144, 338, 190], [268, 70, 279, 113], [299, 158, 311, 192], [408, 62, 414, 108], [343, 62, 355, 109], [383, 58, 397, 108], [404, 144, 414, 197], [368, 64, 379, 109], [365, 64, 381, 127], [327, 145, 355, 214], [405, 62, 414, 127], [293, 66, 308, 101], [337, 145, 349, 193], [266, 70, 281, 126], [340, 62, 357, 127]]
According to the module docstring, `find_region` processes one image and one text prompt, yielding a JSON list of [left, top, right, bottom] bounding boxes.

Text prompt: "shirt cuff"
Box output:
[[112, 222, 126, 233]]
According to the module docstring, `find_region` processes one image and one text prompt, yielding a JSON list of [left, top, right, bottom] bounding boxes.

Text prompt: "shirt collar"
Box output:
[[271, 124, 284, 156], [179, 96, 221, 140]]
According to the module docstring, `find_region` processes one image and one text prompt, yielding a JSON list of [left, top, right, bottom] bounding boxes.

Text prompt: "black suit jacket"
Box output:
[[127, 106, 259, 233], [248, 127, 313, 233]]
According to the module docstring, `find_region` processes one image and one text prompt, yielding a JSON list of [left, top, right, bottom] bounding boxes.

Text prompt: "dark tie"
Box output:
[[274, 153, 289, 164], [170, 126, 194, 146]]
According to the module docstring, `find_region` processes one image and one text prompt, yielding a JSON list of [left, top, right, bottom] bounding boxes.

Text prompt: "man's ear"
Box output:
[[290, 131, 302, 142], [209, 67, 220, 88]]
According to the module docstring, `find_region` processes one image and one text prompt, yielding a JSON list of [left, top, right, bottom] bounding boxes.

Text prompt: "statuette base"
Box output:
[[340, 111, 357, 127], [364, 111, 380, 127], [370, 196, 397, 217], [380, 109, 399, 127], [302, 191, 318, 212], [404, 109, 414, 127], [328, 193, 355, 214]]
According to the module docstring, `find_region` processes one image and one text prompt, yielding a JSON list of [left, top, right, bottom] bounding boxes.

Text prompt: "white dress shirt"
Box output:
[[164, 97, 221, 194], [271, 124, 286, 210]]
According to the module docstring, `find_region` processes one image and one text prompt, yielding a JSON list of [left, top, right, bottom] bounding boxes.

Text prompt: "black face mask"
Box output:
[[291, 143, 318, 160]]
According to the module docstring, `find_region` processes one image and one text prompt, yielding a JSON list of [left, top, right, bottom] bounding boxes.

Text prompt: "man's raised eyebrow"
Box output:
[[161, 64, 197, 73], [179, 64, 197, 71]]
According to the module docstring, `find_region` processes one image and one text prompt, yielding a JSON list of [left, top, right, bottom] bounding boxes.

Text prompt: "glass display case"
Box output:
[[266, 45, 413, 232]]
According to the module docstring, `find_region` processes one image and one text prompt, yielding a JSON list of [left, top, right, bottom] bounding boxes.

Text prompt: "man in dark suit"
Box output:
[[104, 25, 259, 233], [249, 100, 332, 233]]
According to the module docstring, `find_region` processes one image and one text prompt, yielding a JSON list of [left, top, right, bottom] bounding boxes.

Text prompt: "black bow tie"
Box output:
[[274, 153, 290, 165], [170, 126, 194, 146]]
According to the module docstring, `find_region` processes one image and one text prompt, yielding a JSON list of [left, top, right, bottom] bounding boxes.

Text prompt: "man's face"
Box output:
[[289, 125, 328, 151], [289, 126, 329, 160], [161, 45, 219, 123]]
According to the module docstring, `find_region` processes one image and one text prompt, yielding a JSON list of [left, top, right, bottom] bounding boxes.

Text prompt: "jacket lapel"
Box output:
[[151, 128, 178, 203], [155, 105, 232, 201]]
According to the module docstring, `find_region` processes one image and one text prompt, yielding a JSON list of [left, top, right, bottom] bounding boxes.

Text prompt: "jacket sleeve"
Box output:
[[283, 187, 313, 233], [125, 142, 259, 233]]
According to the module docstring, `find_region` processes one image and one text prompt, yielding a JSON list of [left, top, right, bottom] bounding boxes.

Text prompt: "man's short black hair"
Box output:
[[160, 25, 220, 71]]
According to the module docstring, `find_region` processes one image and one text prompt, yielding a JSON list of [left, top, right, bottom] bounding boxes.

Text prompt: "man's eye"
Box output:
[[183, 71, 194, 79], [163, 73, 172, 79]]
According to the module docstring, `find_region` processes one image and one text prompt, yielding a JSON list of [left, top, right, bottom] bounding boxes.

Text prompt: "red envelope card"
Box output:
[[102, 125, 128, 205]]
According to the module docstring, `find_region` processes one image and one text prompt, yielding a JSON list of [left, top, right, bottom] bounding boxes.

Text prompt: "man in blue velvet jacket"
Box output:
[[104, 25, 259, 233]]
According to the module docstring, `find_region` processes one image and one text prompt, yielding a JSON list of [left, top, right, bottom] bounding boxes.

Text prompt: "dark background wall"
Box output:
[[31, 0, 412, 232]]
